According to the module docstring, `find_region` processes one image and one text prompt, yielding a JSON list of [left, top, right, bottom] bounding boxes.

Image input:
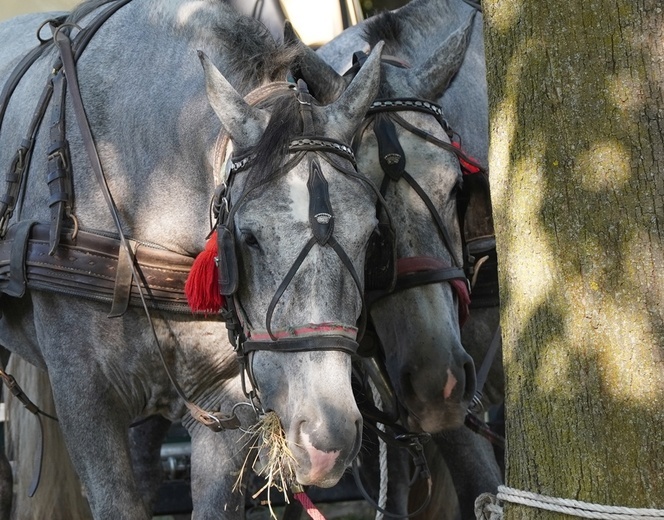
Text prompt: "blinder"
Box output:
[[364, 221, 396, 292], [216, 224, 238, 296]]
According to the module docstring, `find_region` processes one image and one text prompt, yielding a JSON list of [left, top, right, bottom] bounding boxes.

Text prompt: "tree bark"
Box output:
[[483, 1, 664, 518]]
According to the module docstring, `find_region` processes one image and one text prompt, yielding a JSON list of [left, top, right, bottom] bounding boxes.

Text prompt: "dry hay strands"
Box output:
[[235, 411, 299, 518]]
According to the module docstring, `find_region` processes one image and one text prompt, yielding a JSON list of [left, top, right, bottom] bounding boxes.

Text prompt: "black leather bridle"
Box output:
[[353, 96, 472, 310], [214, 81, 393, 399]]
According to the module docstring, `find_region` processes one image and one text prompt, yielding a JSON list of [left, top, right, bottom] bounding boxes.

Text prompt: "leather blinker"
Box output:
[[217, 225, 238, 296], [364, 221, 397, 292]]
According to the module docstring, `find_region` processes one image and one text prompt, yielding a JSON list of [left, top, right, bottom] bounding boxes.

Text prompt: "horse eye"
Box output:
[[242, 232, 259, 248]]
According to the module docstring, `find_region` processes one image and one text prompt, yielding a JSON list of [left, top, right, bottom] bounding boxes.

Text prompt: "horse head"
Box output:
[[199, 43, 384, 487], [287, 11, 480, 433]]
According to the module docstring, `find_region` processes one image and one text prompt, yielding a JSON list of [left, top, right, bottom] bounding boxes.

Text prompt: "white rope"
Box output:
[[369, 379, 388, 520], [476, 486, 664, 520]]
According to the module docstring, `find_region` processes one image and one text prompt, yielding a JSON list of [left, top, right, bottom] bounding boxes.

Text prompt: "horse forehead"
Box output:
[[357, 112, 461, 187], [285, 160, 376, 222], [241, 162, 375, 233]]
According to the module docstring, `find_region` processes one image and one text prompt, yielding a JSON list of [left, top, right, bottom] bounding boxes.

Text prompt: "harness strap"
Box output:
[[402, 169, 464, 268], [265, 236, 317, 340], [0, 223, 195, 311], [5, 219, 38, 297], [469, 325, 502, 413], [0, 358, 58, 498], [296, 79, 316, 135], [244, 335, 359, 355], [0, 18, 63, 135], [351, 423, 433, 518], [53, 27, 241, 433], [1, 77, 55, 236], [47, 70, 74, 253], [108, 238, 136, 317]]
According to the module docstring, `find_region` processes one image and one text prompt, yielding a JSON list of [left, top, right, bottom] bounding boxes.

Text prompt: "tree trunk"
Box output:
[[483, 1, 664, 518]]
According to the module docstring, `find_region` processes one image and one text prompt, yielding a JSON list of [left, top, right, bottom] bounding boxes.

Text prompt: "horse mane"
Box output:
[[362, 10, 404, 51], [246, 93, 304, 192], [361, 0, 459, 61], [210, 17, 300, 93], [67, 1, 306, 194]]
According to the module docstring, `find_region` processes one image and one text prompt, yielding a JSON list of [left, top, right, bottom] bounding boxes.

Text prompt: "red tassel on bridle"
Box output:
[[185, 231, 224, 314]]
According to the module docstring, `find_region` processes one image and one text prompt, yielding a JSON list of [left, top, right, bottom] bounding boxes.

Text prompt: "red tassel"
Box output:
[[185, 231, 224, 314]]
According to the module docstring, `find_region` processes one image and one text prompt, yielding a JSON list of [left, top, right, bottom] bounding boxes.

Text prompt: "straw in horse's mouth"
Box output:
[[235, 411, 298, 518]]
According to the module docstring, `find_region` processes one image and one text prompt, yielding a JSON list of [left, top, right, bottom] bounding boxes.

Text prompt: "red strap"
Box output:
[[294, 492, 327, 520], [452, 141, 482, 175]]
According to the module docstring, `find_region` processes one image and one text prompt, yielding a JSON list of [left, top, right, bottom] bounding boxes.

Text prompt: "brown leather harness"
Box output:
[[0, 1, 195, 315], [0, 1, 243, 440]]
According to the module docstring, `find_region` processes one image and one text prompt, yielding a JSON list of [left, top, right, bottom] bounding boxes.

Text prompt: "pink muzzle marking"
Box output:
[[301, 432, 341, 483], [444, 368, 458, 400]]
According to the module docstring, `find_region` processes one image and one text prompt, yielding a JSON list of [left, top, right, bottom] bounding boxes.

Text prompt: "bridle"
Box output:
[[353, 95, 472, 318], [213, 80, 394, 400]]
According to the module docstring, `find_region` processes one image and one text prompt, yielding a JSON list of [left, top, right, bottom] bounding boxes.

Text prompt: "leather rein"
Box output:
[[0, 2, 242, 433]]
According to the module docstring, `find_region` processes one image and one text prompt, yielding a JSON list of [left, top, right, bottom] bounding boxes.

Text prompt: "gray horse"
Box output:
[[307, 0, 504, 517], [0, 0, 386, 518]]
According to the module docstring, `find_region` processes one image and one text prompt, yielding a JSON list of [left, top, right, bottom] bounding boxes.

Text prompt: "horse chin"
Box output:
[[294, 464, 347, 488], [287, 425, 361, 488]]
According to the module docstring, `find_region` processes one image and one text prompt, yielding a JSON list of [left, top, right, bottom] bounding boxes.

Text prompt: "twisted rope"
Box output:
[[369, 379, 388, 520], [475, 487, 664, 520]]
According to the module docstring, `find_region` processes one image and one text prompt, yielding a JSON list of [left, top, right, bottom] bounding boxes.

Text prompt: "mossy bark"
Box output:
[[483, 1, 664, 518]]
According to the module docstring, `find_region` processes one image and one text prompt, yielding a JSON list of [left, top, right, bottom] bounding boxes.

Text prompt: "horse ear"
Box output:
[[409, 11, 476, 100], [284, 21, 346, 104], [198, 50, 268, 147], [324, 41, 384, 141]]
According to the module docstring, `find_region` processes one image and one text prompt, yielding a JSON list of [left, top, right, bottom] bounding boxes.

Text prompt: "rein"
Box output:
[[51, 10, 242, 434], [0, 1, 242, 437]]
